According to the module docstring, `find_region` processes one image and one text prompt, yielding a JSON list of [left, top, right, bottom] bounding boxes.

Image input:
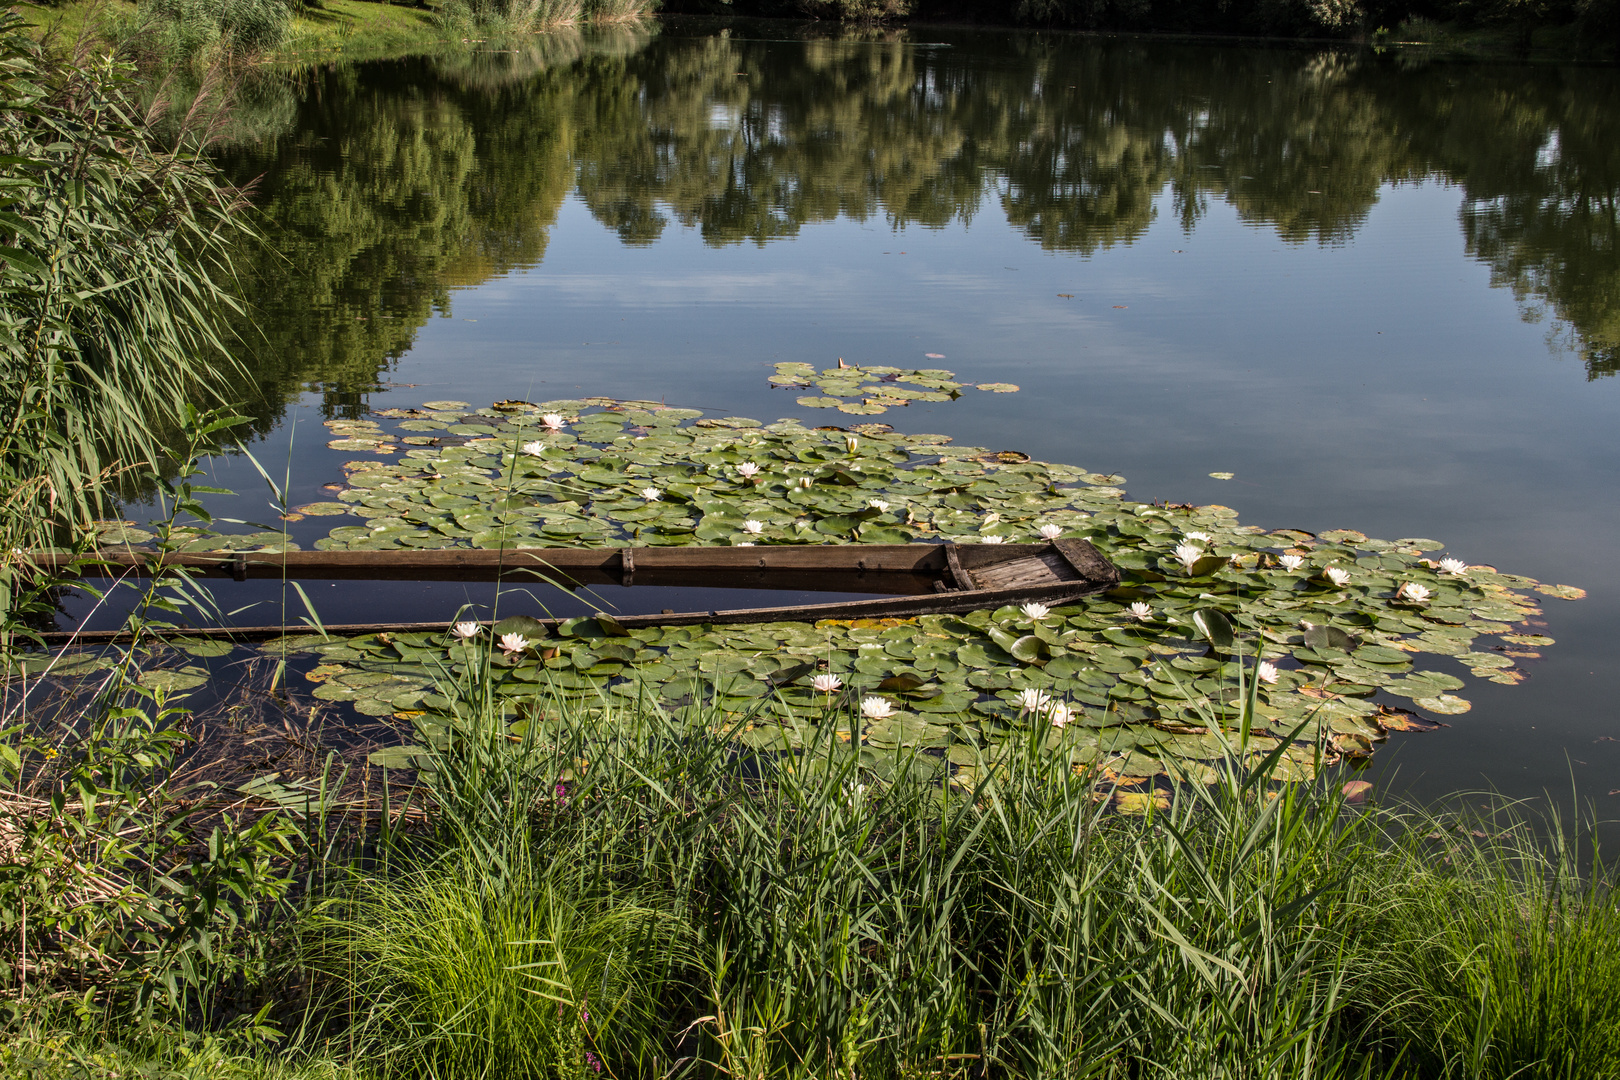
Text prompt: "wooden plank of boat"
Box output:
[[26, 544, 953, 583], [26, 539, 1120, 644]]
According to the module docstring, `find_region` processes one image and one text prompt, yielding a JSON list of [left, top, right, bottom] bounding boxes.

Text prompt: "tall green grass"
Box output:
[[293, 654, 1620, 1079], [1343, 802, 1620, 1080], [0, 16, 248, 555]]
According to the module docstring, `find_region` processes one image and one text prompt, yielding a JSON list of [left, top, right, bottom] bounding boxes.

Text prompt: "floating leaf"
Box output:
[[137, 668, 209, 692], [293, 501, 353, 516], [1113, 790, 1168, 814], [1208, 472, 1234, 480], [369, 745, 427, 769], [1304, 625, 1358, 653], [1192, 608, 1236, 650], [1008, 636, 1051, 665], [1379, 709, 1446, 732], [975, 383, 1020, 393], [1414, 694, 1472, 715], [1534, 584, 1586, 600]]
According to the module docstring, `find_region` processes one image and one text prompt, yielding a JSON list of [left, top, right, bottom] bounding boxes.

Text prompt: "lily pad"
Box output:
[[138, 668, 210, 693], [1414, 694, 1472, 715]]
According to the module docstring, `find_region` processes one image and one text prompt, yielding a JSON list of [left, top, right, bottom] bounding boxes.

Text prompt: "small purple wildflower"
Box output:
[[584, 1050, 603, 1074]]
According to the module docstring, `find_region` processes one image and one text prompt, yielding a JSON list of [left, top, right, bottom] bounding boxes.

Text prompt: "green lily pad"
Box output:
[[1192, 609, 1235, 650], [138, 668, 210, 693]]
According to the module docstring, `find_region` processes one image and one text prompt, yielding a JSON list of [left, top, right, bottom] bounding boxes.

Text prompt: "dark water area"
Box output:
[[101, 20, 1620, 809]]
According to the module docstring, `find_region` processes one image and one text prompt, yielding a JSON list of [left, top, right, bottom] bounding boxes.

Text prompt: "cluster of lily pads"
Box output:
[[769, 361, 1018, 415], [202, 393, 1583, 784]]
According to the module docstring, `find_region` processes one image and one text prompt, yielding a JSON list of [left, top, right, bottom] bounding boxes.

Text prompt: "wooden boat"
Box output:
[[28, 539, 1119, 642]]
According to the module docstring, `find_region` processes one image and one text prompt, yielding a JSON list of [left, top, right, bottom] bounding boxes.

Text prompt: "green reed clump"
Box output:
[[1342, 801, 1620, 1080], [141, 0, 296, 60], [438, 0, 656, 37], [0, 14, 247, 558], [294, 650, 1620, 1079], [303, 657, 1381, 1078]]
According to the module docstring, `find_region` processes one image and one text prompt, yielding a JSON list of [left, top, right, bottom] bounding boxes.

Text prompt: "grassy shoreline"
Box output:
[[15, 0, 1610, 68], [5, 671, 1620, 1079], [13, 0, 660, 66]]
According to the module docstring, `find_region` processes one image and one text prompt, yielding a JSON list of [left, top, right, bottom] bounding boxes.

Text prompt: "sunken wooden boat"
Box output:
[[30, 539, 1120, 642]]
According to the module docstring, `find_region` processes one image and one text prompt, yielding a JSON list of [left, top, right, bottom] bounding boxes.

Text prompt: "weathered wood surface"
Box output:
[[27, 540, 1120, 645], [29, 544, 951, 583]]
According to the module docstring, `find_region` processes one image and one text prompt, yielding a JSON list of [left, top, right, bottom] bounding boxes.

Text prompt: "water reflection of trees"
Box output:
[[217, 27, 1620, 415]]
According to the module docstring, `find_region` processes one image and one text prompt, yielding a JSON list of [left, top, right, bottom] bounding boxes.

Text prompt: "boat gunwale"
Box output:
[[21, 540, 1121, 644]]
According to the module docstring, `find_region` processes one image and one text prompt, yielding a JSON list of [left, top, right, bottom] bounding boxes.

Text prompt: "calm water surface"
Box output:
[[191, 22, 1620, 806]]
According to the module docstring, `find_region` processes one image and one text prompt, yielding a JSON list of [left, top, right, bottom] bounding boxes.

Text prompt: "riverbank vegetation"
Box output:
[[5, 661, 1620, 1079], [14, 0, 659, 66]]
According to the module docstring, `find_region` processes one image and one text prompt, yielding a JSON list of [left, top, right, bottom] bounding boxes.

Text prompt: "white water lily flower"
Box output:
[[981, 535, 1005, 544], [1437, 557, 1469, 576], [1174, 544, 1204, 571], [1047, 703, 1072, 728], [798, 476, 813, 489], [742, 520, 764, 534], [811, 674, 843, 694], [868, 499, 890, 512], [450, 621, 481, 639], [860, 696, 894, 720], [736, 541, 755, 546], [846, 435, 859, 454], [640, 487, 662, 501], [1324, 566, 1352, 588], [1184, 531, 1213, 544], [1128, 601, 1153, 621], [1015, 688, 1050, 713], [1396, 581, 1432, 603], [1278, 554, 1306, 571], [498, 633, 530, 654], [1038, 523, 1063, 540], [736, 462, 761, 478], [520, 441, 545, 456], [541, 413, 565, 430], [1255, 661, 1280, 685], [1021, 602, 1050, 620]]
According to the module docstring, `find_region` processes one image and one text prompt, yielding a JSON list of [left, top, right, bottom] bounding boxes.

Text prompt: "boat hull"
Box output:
[[26, 540, 1120, 642]]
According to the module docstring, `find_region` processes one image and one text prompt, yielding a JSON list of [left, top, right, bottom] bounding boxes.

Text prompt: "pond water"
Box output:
[[133, 21, 1620, 805]]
